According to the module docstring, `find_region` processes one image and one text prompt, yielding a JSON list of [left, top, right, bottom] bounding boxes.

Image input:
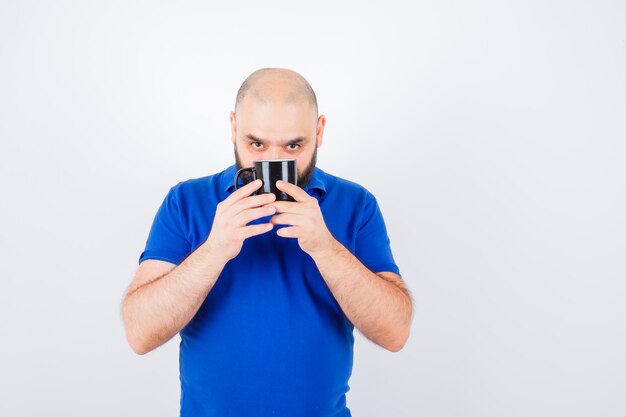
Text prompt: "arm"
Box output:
[[268, 180, 412, 352], [122, 179, 277, 355], [121, 246, 227, 355], [310, 238, 413, 352]]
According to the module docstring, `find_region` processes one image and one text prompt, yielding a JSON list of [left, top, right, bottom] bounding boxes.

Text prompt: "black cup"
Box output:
[[234, 159, 298, 201]]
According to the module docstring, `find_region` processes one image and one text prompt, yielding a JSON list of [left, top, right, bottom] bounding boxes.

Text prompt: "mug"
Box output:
[[234, 159, 298, 202]]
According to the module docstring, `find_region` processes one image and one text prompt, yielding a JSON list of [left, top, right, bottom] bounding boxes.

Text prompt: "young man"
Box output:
[[122, 68, 412, 416]]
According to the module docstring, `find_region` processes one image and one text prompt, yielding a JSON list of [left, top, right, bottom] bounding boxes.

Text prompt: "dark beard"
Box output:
[[234, 143, 318, 189]]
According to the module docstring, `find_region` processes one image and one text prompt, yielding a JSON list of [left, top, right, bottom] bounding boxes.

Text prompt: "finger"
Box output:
[[239, 222, 274, 239], [236, 205, 277, 226], [276, 226, 299, 238], [276, 180, 312, 203], [230, 192, 277, 216], [266, 201, 309, 215], [269, 213, 304, 226], [223, 179, 264, 207]]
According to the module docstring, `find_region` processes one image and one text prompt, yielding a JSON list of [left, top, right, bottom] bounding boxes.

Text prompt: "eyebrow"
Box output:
[[245, 134, 308, 145]]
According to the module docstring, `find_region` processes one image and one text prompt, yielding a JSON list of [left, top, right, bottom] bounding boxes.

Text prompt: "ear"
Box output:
[[229, 111, 237, 144], [316, 114, 326, 148]]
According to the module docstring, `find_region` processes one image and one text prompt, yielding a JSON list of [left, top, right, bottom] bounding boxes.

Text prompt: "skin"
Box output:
[[122, 180, 277, 355], [230, 70, 322, 189], [121, 68, 413, 355]]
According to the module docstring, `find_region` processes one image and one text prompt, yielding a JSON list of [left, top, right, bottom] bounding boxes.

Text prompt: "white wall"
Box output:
[[1, 1, 624, 416]]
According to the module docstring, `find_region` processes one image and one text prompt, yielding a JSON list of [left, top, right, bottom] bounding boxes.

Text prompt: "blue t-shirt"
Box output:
[[139, 164, 401, 417]]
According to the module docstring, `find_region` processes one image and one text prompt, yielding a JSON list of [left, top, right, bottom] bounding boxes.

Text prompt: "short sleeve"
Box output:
[[354, 193, 401, 275], [138, 186, 192, 265]]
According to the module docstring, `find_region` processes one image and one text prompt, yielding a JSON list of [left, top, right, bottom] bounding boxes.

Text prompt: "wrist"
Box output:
[[308, 235, 343, 263], [198, 239, 230, 267]]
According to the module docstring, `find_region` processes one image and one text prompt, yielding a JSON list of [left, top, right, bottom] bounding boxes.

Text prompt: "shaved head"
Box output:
[[230, 67, 326, 190], [235, 68, 318, 117]]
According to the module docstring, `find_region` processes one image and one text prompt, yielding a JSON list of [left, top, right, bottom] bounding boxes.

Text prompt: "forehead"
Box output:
[[236, 99, 317, 137]]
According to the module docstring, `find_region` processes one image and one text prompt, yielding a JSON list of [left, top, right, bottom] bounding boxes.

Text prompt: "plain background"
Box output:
[[1, 1, 624, 416]]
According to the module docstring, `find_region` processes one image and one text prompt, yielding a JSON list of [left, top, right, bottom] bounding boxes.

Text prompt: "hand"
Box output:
[[265, 180, 336, 256], [203, 179, 277, 262]]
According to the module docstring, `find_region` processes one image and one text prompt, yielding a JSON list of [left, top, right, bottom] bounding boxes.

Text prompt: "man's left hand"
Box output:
[[265, 180, 336, 256]]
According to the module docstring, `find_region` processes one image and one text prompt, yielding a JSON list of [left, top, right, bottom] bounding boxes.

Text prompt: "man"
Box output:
[[122, 68, 413, 416]]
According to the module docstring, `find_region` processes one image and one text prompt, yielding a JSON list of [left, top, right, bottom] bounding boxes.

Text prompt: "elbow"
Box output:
[[125, 327, 156, 355], [122, 304, 151, 356], [385, 326, 411, 353], [127, 334, 151, 355], [386, 305, 412, 352], [385, 338, 408, 353]]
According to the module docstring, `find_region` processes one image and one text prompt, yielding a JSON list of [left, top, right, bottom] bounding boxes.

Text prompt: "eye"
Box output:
[[287, 144, 301, 150], [251, 142, 263, 149]]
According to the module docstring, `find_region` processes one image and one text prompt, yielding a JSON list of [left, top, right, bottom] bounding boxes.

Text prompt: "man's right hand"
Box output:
[[203, 179, 277, 263], [123, 180, 274, 355]]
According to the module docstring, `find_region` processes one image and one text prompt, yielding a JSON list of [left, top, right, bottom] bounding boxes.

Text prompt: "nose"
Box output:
[[267, 147, 285, 160]]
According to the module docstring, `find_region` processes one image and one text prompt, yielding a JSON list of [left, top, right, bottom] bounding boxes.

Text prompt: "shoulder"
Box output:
[[321, 168, 377, 205], [320, 169, 389, 236], [170, 175, 212, 194], [165, 166, 230, 205]]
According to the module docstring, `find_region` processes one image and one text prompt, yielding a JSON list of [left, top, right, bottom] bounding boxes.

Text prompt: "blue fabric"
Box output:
[[139, 164, 401, 417]]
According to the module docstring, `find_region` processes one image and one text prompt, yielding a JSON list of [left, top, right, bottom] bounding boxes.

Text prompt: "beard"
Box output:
[[234, 143, 318, 189]]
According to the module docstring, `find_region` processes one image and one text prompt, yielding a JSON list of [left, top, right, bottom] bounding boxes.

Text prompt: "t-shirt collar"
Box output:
[[221, 163, 327, 197]]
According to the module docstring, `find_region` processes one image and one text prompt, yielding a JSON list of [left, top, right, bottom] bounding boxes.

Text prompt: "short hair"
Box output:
[[235, 68, 318, 116]]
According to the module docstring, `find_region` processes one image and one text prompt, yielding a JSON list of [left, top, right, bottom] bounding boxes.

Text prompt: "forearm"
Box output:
[[310, 239, 412, 352], [122, 244, 227, 355]]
